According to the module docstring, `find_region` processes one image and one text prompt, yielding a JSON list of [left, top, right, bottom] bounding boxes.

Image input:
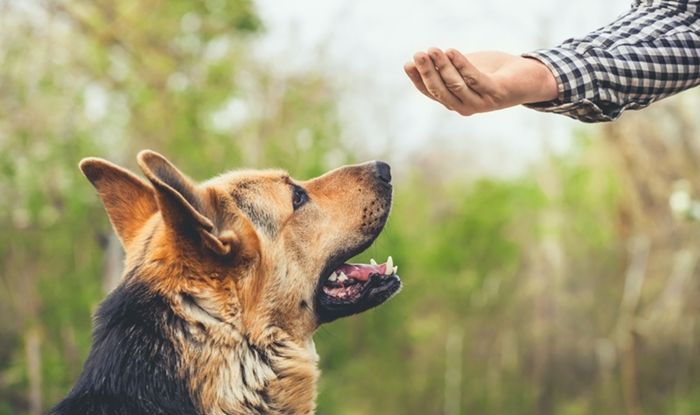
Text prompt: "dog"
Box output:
[[50, 150, 402, 415]]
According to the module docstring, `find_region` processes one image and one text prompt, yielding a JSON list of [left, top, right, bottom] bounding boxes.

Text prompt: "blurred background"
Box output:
[[2, 0, 700, 414]]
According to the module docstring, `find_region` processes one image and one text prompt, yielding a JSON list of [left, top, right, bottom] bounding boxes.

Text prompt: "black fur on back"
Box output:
[[50, 270, 198, 415]]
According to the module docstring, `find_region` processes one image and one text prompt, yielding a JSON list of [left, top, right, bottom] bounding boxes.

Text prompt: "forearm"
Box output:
[[523, 1, 700, 122], [462, 52, 558, 105]]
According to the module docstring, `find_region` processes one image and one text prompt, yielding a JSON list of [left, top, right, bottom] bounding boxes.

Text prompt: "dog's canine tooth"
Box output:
[[393, 265, 398, 274], [338, 272, 348, 282], [328, 273, 338, 282], [385, 256, 393, 275], [370, 258, 378, 266]]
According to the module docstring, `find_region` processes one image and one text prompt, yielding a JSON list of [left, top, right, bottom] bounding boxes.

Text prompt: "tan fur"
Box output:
[[81, 150, 391, 414]]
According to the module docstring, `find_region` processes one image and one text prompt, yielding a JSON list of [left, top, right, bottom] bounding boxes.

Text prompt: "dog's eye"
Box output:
[[292, 186, 308, 210]]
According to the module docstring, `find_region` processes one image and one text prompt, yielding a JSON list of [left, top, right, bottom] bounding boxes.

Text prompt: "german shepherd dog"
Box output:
[[51, 151, 401, 415]]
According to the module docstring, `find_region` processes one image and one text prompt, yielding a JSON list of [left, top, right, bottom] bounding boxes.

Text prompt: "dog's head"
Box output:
[[80, 150, 401, 343]]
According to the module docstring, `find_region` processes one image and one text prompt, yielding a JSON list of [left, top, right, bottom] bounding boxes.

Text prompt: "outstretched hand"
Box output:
[[404, 48, 558, 116]]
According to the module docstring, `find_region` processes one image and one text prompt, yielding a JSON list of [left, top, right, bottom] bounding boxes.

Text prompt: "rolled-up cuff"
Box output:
[[521, 48, 615, 123]]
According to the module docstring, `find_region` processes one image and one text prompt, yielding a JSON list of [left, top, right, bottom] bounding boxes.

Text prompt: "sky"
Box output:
[[252, 0, 631, 176]]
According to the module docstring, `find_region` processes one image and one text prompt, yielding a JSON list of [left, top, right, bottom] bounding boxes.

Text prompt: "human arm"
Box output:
[[404, 50, 558, 116], [405, 1, 700, 122]]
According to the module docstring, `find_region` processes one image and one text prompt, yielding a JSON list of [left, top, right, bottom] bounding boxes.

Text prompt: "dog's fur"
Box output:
[[51, 151, 395, 415]]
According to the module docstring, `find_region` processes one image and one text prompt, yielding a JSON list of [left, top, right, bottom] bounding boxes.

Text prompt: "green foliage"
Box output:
[[2, 2, 700, 415]]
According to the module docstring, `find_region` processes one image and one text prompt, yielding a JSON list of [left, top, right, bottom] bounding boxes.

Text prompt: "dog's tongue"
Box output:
[[337, 262, 387, 282]]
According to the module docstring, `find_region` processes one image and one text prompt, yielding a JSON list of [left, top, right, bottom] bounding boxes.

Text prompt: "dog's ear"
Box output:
[[80, 158, 158, 249], [136, 150, 237, 256]]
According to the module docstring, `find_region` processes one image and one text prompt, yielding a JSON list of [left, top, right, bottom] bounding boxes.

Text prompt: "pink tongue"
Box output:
[[337, 263, 386, 282]]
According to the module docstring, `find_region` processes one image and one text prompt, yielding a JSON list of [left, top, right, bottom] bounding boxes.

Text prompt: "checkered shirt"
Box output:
[[523, 0, 700, 123]]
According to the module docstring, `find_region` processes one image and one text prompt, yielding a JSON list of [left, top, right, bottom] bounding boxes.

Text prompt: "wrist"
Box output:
[[522, 57, 559, 103], [496, 56, 558, 105]]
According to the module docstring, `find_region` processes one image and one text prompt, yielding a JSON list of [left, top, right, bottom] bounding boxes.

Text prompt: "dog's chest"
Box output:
[[187, 339, 319, 415]]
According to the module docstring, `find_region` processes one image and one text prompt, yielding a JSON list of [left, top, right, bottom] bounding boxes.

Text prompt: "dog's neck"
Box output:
[[172, 290, 320, 415], [53, 279, 320, 415]]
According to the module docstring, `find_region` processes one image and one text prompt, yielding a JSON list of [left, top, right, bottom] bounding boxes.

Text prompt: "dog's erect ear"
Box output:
[[80, 158, 158, 249], [136, 150, 235, 256]]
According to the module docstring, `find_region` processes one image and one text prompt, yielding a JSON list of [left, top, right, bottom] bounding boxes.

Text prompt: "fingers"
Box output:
[[445, 48, 494, 97], [405, 48, 514, 115], [403, 61, 436, 102], [428, 48, 483, 106], [412, 51, 463, 110]]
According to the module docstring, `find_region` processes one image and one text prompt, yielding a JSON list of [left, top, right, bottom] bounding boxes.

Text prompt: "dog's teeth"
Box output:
[[328, 273, 338, 282], [370, 258, 378, 266], [393, 265, 398, 274], [385, 256, 394, 275], [338, 272, 348, 282]]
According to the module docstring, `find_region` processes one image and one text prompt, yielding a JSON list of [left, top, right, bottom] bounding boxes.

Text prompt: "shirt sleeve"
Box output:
[[522, 0, 700, 123]]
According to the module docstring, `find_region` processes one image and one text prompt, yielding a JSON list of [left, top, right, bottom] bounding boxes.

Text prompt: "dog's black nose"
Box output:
[[374, 161, 392, 183]]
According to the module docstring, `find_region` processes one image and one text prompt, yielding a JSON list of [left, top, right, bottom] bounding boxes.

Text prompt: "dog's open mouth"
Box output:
[[316, 256, 402, 323]]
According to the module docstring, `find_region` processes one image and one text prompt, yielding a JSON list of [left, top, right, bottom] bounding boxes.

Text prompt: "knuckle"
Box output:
[[427, 87, 442, 98], [445, 81, 465, 92], [453, 61, 466, 71], [456, 108, 474, 116], [463, 76, 478, 86], [434, 60, 448, 72]]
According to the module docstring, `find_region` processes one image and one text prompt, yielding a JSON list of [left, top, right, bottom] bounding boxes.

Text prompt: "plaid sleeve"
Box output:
[[522, 0, 700, 123]]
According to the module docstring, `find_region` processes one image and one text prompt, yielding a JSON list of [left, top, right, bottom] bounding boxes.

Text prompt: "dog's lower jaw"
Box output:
[[182, 332, 320, 415]]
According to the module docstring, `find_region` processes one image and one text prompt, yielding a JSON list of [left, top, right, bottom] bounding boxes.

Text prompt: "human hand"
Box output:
[[404, 48, 558, 116]]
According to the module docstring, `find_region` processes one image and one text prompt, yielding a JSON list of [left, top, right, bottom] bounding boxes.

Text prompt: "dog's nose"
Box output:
[[374, 161, 392, 184]]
